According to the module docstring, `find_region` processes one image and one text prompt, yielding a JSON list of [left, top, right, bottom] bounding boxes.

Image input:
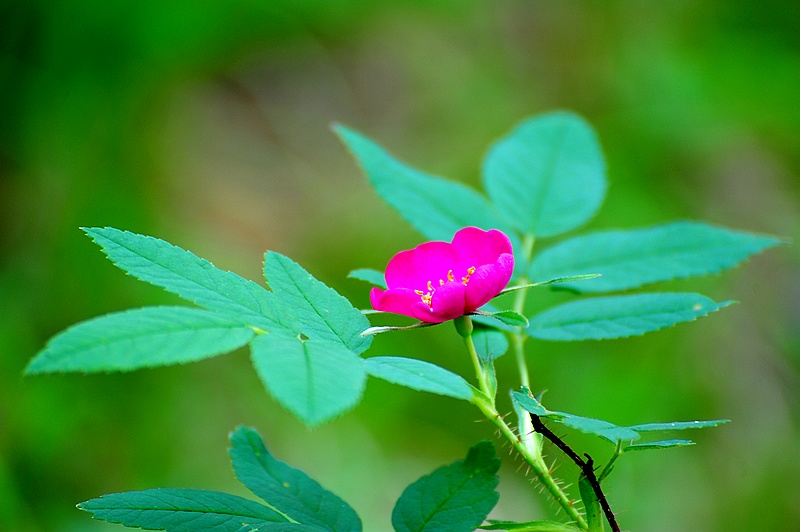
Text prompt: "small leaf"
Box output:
[[529, 222, 783, 293], [510, 390, 554, 418], [475, 310, 529, 328], [84, 227, 296, 332], [472, 327, 509, 361], [229, 427, 362, 531], [250, 333, 366, 427], [333, 124, 522, 259], [364, 356, 473, 401], [527, 293, 733, 341], [483, 112, 606, 238], [78, 488, 287, 531], [347, 268, 387, 289], [392, 441, 500, 532], [26, 307, 254, 374], [625, 420, 730, 432], [622, 439, 695, 452], [499, 274, 601, 294], [264, 252, 371, 355], [578, 477, 605, 532], [480, 520, 581, 531]]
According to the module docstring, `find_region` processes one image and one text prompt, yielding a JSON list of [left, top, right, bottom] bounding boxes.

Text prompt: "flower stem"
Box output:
[[472, 396, 588, 529]]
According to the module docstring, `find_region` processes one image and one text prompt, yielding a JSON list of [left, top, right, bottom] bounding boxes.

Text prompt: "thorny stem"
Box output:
[[472, 396, 588, 529], [530, 415, 621, 532]]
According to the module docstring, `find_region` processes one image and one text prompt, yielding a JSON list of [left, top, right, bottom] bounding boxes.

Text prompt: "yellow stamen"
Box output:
[[447, 270, 455, 282]]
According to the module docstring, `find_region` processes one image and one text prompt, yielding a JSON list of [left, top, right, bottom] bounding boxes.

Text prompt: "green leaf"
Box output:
[[347, 268, 387, 289], [499, 274, 601, 294], [622, 439, 695, 452], [625, 420, 730, 432], [578, 477, 605, 532], [392, 441, 500, 532], [229, 427, 362, 531], [529, 222, 782, 293], [527, 293, 733, 341], [483, 112, 606, 238], [264, 252, 371, 355], [475, 309, 529, 328], [26, 307, 254, 374], [510, 390, 553, 418], [84, 227, 296, 332], [472, 327, 509, 361], [480, 520, 581, 531], [364, 356, 473, 401], [250, 333, 366, 427], [333, 124, 522, 254], [78, 488, 287, 531]]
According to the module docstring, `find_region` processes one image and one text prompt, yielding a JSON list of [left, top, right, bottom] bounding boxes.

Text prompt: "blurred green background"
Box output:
[[2, 1, 798, 530]]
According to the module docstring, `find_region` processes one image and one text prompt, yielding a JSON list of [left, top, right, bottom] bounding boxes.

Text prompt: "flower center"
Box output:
[[413, 266, 476, 309]]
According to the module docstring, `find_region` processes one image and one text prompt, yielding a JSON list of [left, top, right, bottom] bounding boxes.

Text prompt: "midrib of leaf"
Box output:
[[51, 321, 249, 359], [528, 122, 568, 232], [413, 469, 482, 531], [536, 304, 724, 326]]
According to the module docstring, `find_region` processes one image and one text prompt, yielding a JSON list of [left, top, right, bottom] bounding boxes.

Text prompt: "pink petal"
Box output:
[[464, 253, 514, 311], [413, 281, 467, 323], [384, 241, 456, 291], [370, 287, 422, 319], [451, 227, 514, 270]]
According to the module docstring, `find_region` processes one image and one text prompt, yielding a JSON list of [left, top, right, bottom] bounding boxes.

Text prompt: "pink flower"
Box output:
[[370, 227, 515, 323]]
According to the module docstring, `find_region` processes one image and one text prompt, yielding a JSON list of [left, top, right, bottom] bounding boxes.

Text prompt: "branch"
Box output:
[[529, 414, 621, 532]]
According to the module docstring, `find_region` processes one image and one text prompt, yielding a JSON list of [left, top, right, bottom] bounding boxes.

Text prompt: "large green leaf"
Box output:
[[229, 427, 361, 531], [26, 306, 254, 374], [527, 293, 732, 341], [78, 488, 288, 531], [250, 333, 366, 427], [364, 357, 473, 401], [392, 441, 500, 532], [333, 124, 521, 252], [529, 222, 782, 293], [84, 227, 296, 332], [264, 252, 371, 355], [482, 112, 606, 238]]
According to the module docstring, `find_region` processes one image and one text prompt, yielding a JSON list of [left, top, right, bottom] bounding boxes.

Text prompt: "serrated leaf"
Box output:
[[624, 419, 730, 432], [472, 327, 509, 361], [84, 227, 296, 332], [264, 252, 371, 355], [529, 222, 782, 293], [527, 293, 733, 341], [333, 124, 522, 259], [482, 112, 606, 237], [26, 307, 254, 374], [250, 333, 366, 427], [622, 439, 695, 452], [78, 488, 287, 531], [392, 441, 500, 532], [364, 356, 473, 401], [476, 310, 529, 328], [347, 268, 387, 289], [229, 427, 361, 531], [480, 520, 581, 531]]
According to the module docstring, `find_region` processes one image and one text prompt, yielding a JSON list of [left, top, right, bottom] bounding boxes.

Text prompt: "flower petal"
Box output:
[[451, 227, 514, 270], [418, 281, 467, 323], [464, 253, 514, 311], [370, 287, 422, 319], [384, 241, 456, 291]]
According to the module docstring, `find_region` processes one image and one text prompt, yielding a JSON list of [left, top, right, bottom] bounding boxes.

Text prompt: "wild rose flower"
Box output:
[[370, 227, 515, 323]]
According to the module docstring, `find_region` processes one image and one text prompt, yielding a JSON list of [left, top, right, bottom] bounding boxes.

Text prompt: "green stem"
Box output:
[[598, 442, 623, 484], [473, 396, 588, 529]]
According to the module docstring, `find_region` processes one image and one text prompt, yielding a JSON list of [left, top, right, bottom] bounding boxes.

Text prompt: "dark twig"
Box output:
[[529, 414, 621, 532]]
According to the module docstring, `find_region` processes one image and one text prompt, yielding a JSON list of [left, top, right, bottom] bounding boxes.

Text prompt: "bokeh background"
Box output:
[[2, 1, 798, 530]]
